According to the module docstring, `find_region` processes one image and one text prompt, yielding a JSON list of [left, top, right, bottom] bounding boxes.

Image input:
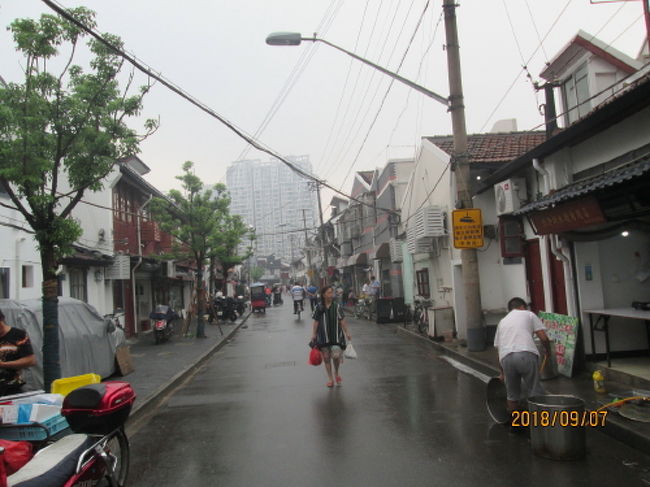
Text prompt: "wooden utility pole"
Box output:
[[443, 0, 485, 351]]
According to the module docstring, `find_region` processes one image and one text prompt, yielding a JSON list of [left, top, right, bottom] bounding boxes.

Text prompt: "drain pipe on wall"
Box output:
[[532, 158, 576, 315], [132, 194, 153, 335]]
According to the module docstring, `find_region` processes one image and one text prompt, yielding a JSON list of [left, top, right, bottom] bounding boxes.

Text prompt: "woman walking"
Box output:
[[311, 285, 352, 388]]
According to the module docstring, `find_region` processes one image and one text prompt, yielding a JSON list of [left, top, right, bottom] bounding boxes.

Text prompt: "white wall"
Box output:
[[556, 108, 650, 178], [0, 196, 43, 301]]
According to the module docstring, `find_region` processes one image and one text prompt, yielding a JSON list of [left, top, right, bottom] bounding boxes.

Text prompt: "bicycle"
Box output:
[[413, 297, 433, 335], [294, 299, 304, 320], [354, 298, 372, 320]]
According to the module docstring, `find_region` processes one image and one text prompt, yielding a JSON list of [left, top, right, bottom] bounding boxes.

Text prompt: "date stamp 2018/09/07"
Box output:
[[511, 410, 608, 427]]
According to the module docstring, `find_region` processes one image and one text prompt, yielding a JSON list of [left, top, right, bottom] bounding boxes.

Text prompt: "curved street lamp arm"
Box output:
[[305, 36, 449, 107]]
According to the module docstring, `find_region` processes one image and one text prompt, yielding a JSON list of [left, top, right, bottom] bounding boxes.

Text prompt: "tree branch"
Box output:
[[59, 188, 84, 220], [0, 178, 36, 227]]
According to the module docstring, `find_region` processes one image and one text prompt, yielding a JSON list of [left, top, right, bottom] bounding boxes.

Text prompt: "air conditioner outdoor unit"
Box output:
[[494, 178, 526, 216], [414, 206, 446, 239], [406, 226, 435, 254]]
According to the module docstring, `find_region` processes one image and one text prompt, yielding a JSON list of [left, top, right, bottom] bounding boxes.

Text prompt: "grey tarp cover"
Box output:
[[0, 297, 125, 390]]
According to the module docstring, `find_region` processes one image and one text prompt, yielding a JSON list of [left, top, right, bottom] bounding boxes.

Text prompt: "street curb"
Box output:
[[127, 311, 252, 432], [396, 325, 500, 378], [396, 324, 650, 456]]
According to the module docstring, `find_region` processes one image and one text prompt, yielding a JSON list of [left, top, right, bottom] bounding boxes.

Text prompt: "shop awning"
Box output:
[[514, 153, 650, 216], [346, 252, 368, 266]]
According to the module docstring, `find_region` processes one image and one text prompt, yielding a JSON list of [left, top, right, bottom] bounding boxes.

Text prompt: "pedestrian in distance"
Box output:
[[290, 282, 306, 315], [310, 285, 352, 388], [494, 297, 551, 414], [306, 283, 318, 312], [0, 309, 37, 396]]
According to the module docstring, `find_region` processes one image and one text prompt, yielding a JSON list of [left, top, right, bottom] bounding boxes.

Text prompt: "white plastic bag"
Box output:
[[344, 342, 358, 359]]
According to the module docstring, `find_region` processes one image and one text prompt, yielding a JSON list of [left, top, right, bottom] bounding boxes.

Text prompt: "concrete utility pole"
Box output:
[[301, 209, 313, 284], [309, 182, 328, 285], [443, 0, 484, 351]]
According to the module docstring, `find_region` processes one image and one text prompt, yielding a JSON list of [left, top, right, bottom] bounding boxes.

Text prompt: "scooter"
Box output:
[[214, 296, 238, 322], [234, 295, 247, 316], [149, 305, 176, 344], [4, 381, 135, 487]]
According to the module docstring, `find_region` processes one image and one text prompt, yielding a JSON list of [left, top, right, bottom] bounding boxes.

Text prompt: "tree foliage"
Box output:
[[150, 161, 250, 336], [0, 8, 157, 262], [0, 8, 156, 389]]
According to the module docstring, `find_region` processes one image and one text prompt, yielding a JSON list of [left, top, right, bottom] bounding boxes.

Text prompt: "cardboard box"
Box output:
[[115, 345, 134, 376], [0, 405, 18, 424]]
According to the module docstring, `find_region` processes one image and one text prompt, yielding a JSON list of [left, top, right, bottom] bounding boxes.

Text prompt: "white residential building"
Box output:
[[226, 156, 318, 261]]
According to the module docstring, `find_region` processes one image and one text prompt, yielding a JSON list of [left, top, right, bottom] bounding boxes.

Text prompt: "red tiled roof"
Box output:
[[427, 131, 547, 164]]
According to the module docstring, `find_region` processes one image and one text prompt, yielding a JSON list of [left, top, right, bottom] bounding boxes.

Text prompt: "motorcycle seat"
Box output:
[[8, 434, 94, 487]]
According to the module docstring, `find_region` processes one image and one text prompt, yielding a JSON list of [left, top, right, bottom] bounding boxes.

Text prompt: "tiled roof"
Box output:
[[427, 131, 547, 164], [514, 152, 650, 215]]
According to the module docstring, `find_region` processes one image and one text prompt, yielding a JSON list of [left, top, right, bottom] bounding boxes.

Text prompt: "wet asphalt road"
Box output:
[[129, 301, 650, 486]]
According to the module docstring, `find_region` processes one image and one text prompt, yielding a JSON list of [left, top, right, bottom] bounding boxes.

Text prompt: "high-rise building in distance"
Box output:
[[226, 155, 318, 261]]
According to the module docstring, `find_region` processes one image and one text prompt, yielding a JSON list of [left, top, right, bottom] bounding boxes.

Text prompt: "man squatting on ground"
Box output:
[[494, 297, 551, 413]]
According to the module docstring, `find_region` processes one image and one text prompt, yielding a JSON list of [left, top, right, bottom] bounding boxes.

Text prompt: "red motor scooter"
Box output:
[[3, 381, 135, 487]]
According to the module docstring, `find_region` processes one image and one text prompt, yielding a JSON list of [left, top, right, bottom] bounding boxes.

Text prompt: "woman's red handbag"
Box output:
[[309, 347, 322, 366]]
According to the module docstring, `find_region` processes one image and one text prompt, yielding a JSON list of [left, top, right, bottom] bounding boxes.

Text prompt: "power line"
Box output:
[[317, 0, 372, 176], [39, 0, 394, 216], [236, 0, 343, 162], [328, 0, 418, 180], [338, 0, 432, 191], [479, 0, 573, 132]]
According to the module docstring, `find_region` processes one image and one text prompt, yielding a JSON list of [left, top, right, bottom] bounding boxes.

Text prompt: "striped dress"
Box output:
[[312, 302, 347, 349]]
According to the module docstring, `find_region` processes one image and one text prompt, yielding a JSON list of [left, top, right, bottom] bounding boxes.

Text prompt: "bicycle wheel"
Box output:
[[100, 428, 130, 487]]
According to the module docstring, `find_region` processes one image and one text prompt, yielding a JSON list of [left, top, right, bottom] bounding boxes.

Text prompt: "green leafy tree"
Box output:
[[250, 266, 264, 283], [150, 161, 230, 338], [0, 9, 156, 390], [209, 214, 253, 292]]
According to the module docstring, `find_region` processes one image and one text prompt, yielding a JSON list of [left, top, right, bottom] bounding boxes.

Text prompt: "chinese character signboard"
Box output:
[[538, 311, 580, 378], [530, 196, 605, 235], [452, 209, 484, 249]]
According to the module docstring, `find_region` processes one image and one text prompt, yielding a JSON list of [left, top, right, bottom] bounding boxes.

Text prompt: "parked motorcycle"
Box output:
[[214, 296, 238, 322], [234, 295, 247, 316], [149, 305, 176, 344], [4, 381, 135, 487]]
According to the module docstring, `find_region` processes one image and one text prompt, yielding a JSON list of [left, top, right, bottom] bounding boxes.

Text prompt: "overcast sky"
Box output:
[[1, 1, 647, 212]]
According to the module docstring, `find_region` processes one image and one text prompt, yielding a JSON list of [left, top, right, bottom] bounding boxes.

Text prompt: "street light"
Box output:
[[267, 2, 486, 352], [266, 33, 449, 107]]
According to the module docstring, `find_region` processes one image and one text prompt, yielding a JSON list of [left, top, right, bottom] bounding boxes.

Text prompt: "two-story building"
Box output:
[[477, 32, 650, 377]]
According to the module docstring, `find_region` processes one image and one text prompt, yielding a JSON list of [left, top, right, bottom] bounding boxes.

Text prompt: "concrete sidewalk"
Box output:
[[117, 312, 251, 432], [395, 323, 650, 455]]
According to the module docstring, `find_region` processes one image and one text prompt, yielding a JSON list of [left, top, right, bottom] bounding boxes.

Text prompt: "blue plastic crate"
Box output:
[[0, 414, 70, 441]]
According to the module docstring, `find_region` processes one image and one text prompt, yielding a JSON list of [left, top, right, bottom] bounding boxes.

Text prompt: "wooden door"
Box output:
[[525, 239, 545, 314]]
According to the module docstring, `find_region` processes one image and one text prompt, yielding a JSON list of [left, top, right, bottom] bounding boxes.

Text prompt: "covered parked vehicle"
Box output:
[[0, 297, 126, 391]]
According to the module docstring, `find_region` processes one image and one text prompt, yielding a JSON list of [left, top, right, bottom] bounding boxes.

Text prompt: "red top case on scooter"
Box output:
[[62, 381, 136, 435]]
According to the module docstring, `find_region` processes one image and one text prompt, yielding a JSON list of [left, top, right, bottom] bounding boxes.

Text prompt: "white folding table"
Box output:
[[584, 307, 650, 367]]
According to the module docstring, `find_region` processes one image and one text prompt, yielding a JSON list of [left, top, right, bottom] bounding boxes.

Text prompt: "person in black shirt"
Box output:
[[0, 309, 36, 396], [310, 286, 352, 388]]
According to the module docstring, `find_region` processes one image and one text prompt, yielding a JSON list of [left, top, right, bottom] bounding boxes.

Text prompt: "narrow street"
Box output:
[[129, 302, 650, 486]]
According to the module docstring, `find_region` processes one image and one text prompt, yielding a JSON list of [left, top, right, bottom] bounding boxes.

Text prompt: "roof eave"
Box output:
[[475, 76, 650, 194]]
